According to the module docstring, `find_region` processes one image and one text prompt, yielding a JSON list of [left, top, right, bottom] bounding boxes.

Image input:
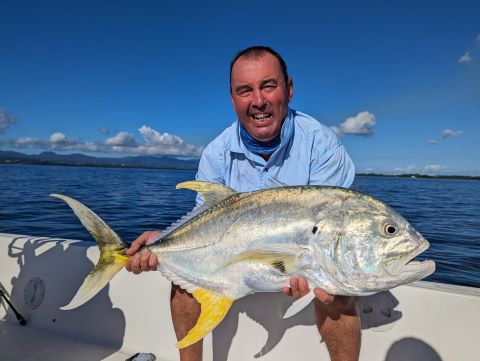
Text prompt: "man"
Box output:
[[126, 46, 360, 361]]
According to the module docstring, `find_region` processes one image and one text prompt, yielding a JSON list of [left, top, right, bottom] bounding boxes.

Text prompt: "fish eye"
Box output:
[[378, 219, 400, 238], [384, 224, 397, 236]]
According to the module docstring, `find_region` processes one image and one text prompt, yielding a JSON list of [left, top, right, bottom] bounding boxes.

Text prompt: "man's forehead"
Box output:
[[231, 53, 283, 82]]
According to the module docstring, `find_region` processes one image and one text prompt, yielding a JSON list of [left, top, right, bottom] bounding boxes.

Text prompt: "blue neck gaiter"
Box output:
[[239, 123, 281, 155]]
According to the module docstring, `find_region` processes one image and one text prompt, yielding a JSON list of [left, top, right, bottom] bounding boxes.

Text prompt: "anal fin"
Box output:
[[176, 289, 234, 349]]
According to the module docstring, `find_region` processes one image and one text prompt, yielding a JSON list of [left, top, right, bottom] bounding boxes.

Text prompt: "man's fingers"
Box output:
[[126, 254, 141, 274], [298, 277, 310, 295], [126, 231, 161, 256], [148, 252, 159, 269], [314, 288, 335, 305], [126, 243, 140, 256], [140, 249, 152, 271], [125, 247, 158, 274], [285, 276, 311, 298], [290, 277, 299, 298], [282, 287, 292, 296], [126, 235, 147, 256]]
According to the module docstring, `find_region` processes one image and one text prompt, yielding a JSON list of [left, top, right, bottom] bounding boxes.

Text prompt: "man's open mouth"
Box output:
[[250, 113, 272, 121]]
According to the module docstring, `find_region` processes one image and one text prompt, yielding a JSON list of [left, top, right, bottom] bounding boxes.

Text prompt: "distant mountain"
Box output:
[[0, 150, 199, 170]]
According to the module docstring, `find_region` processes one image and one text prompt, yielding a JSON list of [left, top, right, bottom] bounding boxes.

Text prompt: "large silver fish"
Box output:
[[51, 181, 435, 348]]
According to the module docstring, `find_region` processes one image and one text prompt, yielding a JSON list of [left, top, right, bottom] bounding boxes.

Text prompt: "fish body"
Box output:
[[149, 184, 433, 300], [51, 181, 435, 348]]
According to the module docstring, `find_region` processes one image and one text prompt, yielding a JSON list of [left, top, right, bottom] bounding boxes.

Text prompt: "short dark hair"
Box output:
[[229, 46, 289, 91]]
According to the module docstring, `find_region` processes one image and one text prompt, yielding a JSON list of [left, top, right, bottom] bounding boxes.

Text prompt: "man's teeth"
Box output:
[[251, 114, 272, 120]]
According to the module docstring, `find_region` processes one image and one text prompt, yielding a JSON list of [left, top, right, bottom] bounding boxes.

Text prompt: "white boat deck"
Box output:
[[1, 233, 479, 361]]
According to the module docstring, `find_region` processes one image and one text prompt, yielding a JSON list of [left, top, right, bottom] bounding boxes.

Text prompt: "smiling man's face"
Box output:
[[230, 52, 293, 142]]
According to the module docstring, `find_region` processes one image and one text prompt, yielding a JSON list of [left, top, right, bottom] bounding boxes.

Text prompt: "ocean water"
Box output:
[[1, 164, 479, 288]]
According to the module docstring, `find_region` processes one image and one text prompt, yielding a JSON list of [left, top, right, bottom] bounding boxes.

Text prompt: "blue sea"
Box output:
[[1, 164, 479, 288]]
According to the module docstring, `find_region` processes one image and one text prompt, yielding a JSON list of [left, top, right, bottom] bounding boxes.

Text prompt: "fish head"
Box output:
[[313, 192, 435, 294]]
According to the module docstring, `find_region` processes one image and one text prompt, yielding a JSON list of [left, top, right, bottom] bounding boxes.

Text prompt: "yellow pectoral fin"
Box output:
[[176, 289, 234, 349]]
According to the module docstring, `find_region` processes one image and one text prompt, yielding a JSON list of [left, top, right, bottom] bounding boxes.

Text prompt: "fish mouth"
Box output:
[[386, 239, 435, 278], [398, 259, 436, 279]]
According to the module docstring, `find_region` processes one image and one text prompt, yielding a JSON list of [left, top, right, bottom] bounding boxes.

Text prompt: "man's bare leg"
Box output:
[[171, 284, 203, 361], [315, 296, 360, 361]]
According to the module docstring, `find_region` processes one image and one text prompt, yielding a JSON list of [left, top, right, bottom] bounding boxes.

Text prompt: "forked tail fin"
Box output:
[[50, 194, 129, 310]]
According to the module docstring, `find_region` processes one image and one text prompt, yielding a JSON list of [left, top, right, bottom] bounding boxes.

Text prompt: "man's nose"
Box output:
[[252, 90, 267, 109]]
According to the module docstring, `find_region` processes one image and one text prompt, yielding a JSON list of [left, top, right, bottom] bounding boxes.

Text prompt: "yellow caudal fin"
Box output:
[[61, 252, 127, 310], [176, 289, 234, 349], [50, 194, 129, 310]]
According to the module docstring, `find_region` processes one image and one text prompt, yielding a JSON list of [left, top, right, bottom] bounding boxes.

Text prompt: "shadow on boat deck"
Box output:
[[3, 236, 125, 360]]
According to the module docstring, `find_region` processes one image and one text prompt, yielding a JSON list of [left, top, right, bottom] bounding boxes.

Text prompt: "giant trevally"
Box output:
[[51, 181, 435, 348]]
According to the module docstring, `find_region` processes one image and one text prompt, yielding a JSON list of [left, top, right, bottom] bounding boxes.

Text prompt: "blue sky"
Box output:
[[1, 0, 479, 175]]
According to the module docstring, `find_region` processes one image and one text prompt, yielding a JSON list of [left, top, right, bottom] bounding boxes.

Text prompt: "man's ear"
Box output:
[[287, 77, 293, 103]]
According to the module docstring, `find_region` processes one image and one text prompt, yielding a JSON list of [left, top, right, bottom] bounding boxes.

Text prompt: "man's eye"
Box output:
[[237, 89, 251, 96], [262, 85, 276, 92]]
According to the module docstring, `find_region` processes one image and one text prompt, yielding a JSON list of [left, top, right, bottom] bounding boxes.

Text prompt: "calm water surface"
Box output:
[[1, 164, 479, 288]]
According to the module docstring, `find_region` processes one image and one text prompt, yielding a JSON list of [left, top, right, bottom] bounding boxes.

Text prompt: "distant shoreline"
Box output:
[[356, 173, 480, 181], [0, 150, 199, 171], [0, 159, 197, 171], [1, 159, 478, 180]]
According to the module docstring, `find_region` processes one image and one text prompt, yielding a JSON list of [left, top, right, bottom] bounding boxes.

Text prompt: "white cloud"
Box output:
[[0, 109, 17, 133], [105, 131, 137, 146], [458, 52, 472, 64], [131, 126, 202, 156], [394, 165, 418, 173], [100, 128, 110, 135], [139, 126, 183, 146], [17, 137, 36, 145], [427, 140, 438, 145], [2, 126, 203, 157], [332, 111, 376, 137], [424, 164, 446, 172], [393, 164, 446, 174], [442, 129, 463, 138], [50, 132, 69, 143]]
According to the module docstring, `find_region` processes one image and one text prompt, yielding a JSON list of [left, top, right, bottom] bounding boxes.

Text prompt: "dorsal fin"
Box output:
[[176, 181, 236, 209], [147, 181, 237, 247]]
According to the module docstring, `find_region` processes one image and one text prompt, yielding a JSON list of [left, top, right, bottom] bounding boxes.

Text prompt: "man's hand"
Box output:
[[282, 276, 335, 305], [125, 231, 160, 274]]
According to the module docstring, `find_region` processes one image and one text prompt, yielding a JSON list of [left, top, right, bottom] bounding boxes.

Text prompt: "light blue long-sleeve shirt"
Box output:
[[196, 108, 355, 194]]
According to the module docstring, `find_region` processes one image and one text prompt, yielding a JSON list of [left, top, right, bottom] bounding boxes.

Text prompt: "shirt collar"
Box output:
[[231, 108, 295, 156]]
